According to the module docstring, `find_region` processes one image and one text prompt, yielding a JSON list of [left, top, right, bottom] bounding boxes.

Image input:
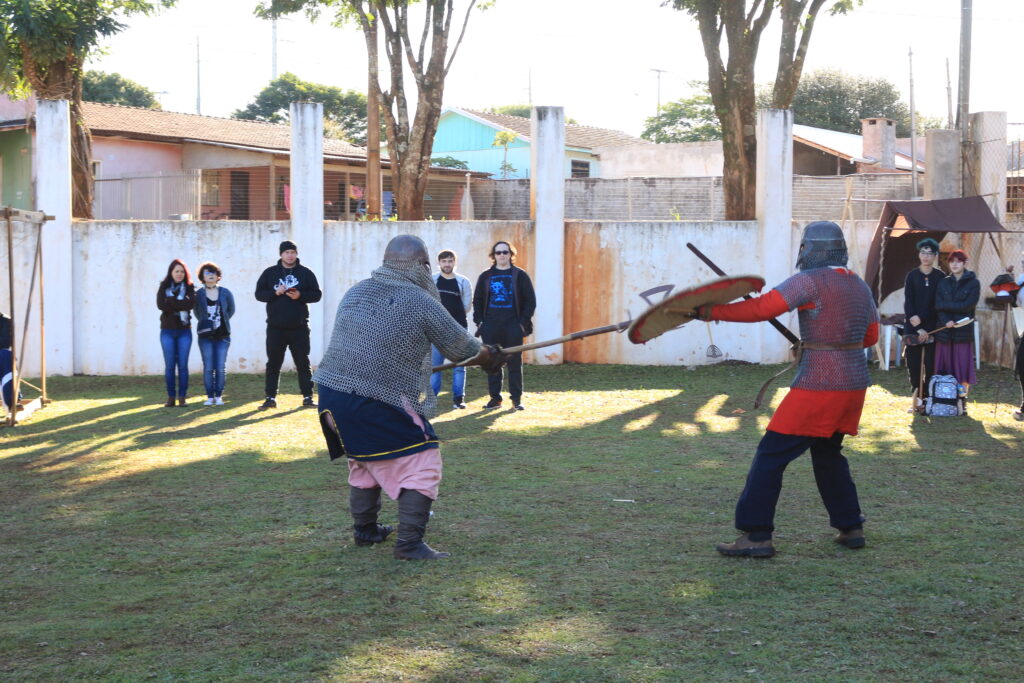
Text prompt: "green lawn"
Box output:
[[1, 364, 1022, 681]]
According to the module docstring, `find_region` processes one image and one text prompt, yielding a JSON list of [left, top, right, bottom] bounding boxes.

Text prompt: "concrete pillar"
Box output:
[[860, 117, 896, 169], [924, 129, 961, 200], [290, 102, 325, 359], [756, 109, 794, 364], [530, 106, 565, 364], [33, 100, 74, 375], [968, 111, 1007, 223]]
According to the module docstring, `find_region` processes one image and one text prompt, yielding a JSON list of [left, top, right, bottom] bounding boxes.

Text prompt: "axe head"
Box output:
[[627, 275, 765, 344]]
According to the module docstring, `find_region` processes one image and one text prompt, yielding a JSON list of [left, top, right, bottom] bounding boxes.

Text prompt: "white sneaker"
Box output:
[[214, 397, 225, 406], [203, 397, 214, 406]]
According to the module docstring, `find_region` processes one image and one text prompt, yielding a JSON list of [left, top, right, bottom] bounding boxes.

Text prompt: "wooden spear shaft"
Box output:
[[431, 320, 630, 373]]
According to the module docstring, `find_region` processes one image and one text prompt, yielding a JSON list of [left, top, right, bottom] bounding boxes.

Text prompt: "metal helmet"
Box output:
[[796, 220, 848, 271]]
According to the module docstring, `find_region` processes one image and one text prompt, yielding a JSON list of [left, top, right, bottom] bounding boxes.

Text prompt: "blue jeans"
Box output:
[[160, 328, 192, 398], [430, 345, 466, 399], [735, 430, 863, 537], [198, 336, 230, 397]]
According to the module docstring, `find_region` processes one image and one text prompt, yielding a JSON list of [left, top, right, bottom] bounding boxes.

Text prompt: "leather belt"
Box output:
[[754, 341, 864, 408]]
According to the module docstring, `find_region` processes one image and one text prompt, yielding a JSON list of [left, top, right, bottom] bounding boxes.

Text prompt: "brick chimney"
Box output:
[[860, 117, 896, 169]]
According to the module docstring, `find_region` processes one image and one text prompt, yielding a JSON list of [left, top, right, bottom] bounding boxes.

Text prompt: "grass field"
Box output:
[[1, 364, 1022, 681]]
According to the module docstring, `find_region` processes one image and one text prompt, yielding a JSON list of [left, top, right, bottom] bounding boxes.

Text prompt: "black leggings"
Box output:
[[1016, 337, 1024, 411]]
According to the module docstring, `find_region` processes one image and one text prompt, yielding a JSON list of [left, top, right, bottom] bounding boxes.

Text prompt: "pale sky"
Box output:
[[88, 0, 1024, 139]]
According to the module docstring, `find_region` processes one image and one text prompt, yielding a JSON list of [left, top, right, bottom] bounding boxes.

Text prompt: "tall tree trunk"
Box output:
[[70, 82, 94, 219], [719, 103, 757, 220], [21, 47, 94, 218]]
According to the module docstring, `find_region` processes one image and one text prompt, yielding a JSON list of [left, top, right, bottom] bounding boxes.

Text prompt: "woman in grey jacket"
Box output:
[[194, 262, 236, 405]]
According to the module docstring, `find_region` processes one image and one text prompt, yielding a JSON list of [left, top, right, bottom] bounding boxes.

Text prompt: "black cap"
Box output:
[[280, 240, 297, 254]]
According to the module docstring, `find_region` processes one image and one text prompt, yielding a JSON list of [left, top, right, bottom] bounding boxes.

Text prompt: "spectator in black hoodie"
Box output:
[[473, 241, 536, 410], [255, 240, 322, 409], [902, 238, 945, 398]]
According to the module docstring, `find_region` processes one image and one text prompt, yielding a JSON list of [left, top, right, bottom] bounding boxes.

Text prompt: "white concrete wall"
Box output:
[[595, 141, 724, 178], [756, 109, 794, 364], [290, 103, 325, 357], [33, 100, 74, 375], [73, 220, 292, 376], [0, 217, 45, 377], [68, 220, 534, 376], [531, 106, 566, 364], [564, 220, 775, 365]]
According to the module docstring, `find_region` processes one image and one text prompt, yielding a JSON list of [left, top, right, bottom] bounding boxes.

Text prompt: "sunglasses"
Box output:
[[493, 250, 510, 255]]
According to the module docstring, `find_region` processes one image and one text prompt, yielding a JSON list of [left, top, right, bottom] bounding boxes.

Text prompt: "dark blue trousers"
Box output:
[[735, 430, 863, 538]]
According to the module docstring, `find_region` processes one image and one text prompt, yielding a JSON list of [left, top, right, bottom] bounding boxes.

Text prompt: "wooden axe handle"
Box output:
[[431, 321, 630, 373]]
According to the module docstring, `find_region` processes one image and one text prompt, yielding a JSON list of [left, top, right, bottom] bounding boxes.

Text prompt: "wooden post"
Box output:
[[5, 208, 17, 426]]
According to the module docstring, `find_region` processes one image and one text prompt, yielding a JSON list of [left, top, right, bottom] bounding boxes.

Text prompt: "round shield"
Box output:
[[627, 275, 766, 344]]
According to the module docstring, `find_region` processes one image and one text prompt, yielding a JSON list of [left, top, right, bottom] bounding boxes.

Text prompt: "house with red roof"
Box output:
[[0, 96, 484, 220], [431, 106, 650, 179]]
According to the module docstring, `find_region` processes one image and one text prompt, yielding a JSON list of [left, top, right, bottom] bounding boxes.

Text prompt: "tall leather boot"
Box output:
[[349, 486, 393, 547], [393, 489, 450, 560]]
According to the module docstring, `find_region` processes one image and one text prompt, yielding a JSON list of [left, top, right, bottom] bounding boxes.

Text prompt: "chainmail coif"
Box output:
[[313, 258, 482, 418]]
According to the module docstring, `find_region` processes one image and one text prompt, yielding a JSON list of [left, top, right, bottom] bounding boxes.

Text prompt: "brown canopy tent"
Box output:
[[863, 195, 1010, 303]]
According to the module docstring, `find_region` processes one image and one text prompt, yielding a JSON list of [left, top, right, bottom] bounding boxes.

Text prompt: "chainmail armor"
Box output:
[[313, 260, 482, 418], [775, 267, 879, 391]]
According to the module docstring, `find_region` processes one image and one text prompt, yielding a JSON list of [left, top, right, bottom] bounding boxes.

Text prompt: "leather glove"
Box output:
[[692, 304, 714, 322], [475, 344, 508, 375]]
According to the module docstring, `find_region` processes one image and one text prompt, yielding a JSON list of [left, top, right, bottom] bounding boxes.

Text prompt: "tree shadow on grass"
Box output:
[[3, 366, 1023, 679]]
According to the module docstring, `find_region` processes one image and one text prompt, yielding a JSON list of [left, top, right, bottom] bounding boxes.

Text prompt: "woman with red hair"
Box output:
[[933, 249, 980, 406], [156, 259, 196, 407]]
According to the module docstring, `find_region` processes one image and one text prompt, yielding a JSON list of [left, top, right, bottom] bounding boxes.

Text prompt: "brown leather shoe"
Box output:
[[835, 528, 866, 549], [177, 397, 187, 407], [716, 533, 775, 558], [164, 397, 175, 408]]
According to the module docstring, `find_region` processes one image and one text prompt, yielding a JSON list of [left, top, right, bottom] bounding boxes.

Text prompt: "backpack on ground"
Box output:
[[924, 374, 963, 417]]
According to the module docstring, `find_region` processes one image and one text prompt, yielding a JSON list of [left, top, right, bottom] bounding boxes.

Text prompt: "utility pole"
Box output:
[[945, 58, 954, 129], [957, 0, 972, 196], [650, 68, 668, 143], [909, 47, 919, 198], [195, 37, 201, 115], [272, 19, 278, 80]]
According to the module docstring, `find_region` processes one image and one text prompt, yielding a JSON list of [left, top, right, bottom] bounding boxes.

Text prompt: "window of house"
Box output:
[[571, 160, 591, 178], [201, 171, 220, 205], [276, 174, 290, 212]]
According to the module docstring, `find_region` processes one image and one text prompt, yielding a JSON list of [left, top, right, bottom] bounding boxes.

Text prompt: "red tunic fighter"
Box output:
[[699, 221, 880, 558]]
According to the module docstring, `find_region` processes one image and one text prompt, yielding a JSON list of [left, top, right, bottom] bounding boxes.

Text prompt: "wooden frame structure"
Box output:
[[3, 206, 52, 427]]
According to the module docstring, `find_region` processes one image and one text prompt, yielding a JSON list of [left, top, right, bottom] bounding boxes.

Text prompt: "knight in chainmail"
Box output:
[[314, 235, 504, 560], [694, 221, 880, 558]]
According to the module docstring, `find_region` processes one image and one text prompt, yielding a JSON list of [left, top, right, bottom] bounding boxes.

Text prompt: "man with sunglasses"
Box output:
[[472, 241, 536, 410]]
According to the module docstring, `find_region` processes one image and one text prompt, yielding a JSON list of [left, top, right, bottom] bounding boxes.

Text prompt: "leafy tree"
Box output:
[[430, 155, 468, 169], [666, 0, 860, 220], [0, 0, 174, 218], [755, 69, 942, 137], [82, 70, 160, 108], [486, 103, 578, 124], [492, 130, 517, 178], [641, 82, 721, 142], [258, 1, 491, 220], [233, 72, 368, 144]]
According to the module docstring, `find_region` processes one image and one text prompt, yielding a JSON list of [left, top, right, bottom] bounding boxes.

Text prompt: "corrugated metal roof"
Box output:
[[793, 123, 920, 171]]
